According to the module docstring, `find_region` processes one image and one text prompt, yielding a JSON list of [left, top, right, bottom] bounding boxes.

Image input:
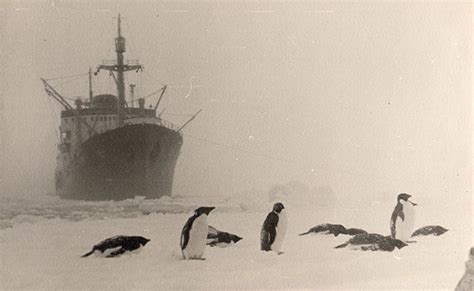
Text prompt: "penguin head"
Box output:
[[138, 237, 151, 246], [230, 234, 243, 243], [195, 206, 215, 216], [397, 193, 417, 206], [393, 239, 408, 249], [272, 202, 285, 213]]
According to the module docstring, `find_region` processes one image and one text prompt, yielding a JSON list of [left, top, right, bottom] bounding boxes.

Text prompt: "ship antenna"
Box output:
[[88, 67, 93, 103], [130, 84, 136, 107]]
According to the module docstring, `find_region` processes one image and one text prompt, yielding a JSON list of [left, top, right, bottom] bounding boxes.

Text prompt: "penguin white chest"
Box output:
[[395, 201, 416, 242], [271, 209, 288, 252], [183, 214, 208, 259]]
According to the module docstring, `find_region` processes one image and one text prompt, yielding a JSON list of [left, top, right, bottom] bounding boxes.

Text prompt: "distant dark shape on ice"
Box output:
[[261, 202, 287, 255], [207, 225, 242, 247], [181, 206, 215, 260], [81, 235, 150, 258], [335, 233, 408, 252], [411, 225, 448, 237], [299, 223, 367, 236]]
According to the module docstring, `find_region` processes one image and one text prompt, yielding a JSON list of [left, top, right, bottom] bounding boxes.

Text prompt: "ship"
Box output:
[[41, 15, 200, 201]]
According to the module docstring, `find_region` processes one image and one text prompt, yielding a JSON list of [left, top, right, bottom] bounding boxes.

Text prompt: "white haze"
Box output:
[[0, 1, 471, 214]]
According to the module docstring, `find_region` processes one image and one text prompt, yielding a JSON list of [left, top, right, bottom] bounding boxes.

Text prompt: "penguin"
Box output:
[[345, 228, 368, 236], [455, 247, 474, 291], [299, 223, 346, 236], [390, 193, 417, 242], [81, 235, 150, 258], [260, 202, 287, 254], [411, 225, 448, 237], [299, 223, 368, 236], [335, 233, 408, 252], [180, 206, 215, 260], [207, 225, 243, 247]]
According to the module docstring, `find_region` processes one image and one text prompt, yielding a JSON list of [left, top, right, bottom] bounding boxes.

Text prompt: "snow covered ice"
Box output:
[[0, 188, 471, 290]]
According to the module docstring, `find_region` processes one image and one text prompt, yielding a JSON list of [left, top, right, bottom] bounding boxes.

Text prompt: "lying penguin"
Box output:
[[335, 233, 408, 252], [207, 225, 242, 247], [81, 235, 150, 258], [411, 225, 448, 237], [299, 223, 367, 237]]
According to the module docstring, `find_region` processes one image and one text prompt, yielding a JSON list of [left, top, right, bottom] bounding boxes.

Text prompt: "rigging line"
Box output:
[[54, 73, 88, 88], [142, 70, 165, 87], [45, 72, 88, 81], [44, 87, 60, 141], [140, 87, 164, 100], [184, 134, 297, 165]]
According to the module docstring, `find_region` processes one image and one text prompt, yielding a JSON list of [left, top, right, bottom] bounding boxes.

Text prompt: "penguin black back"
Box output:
[[81, 235, 150, 258], [299, 224, 367, 236], [411, 225, 448, 237], [335, 233, 407, 252], [207, 225, 243, 247], [299, 223, 346, 236]]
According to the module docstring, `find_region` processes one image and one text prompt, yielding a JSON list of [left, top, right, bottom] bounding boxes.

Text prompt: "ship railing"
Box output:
[[101, 60, 117, 66], [123, 117, 183, 136], [127, 60, 140, 66]]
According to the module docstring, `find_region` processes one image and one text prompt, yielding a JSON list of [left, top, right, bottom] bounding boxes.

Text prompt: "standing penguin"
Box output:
[[260, 202, 287, 254], [180, 206, 215, 260], [390, 193, 417, 242]]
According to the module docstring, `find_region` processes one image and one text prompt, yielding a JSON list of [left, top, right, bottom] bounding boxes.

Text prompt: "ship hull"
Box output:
[[55, 123, 182, 201]]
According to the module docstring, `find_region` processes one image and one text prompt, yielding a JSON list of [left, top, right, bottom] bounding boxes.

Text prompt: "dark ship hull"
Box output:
[[55, 123, 183, 201]]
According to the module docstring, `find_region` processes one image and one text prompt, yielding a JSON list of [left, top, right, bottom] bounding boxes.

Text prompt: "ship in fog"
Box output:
[[42, 15, 199, 200]]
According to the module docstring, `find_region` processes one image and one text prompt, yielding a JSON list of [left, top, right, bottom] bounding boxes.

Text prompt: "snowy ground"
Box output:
[[0, 194, 472, 290]]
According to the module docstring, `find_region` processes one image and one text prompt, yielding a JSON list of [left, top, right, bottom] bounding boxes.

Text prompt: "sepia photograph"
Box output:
[[0, 0, 472, 289]]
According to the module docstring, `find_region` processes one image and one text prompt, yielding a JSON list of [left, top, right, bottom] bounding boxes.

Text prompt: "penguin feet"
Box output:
[[277, 251, 285, 255]]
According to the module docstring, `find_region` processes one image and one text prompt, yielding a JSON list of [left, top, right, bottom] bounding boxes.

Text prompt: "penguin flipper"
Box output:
[[180, 217, 194, 251], [261, 230, 271, 251], [335, 243, 348, 249], [260, 228, 276, 250], [106, 248, 126, 258], [81, 249, 94, 257]]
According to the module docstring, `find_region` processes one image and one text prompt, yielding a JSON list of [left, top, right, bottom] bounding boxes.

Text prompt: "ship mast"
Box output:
[[95, 14, 143, 126]]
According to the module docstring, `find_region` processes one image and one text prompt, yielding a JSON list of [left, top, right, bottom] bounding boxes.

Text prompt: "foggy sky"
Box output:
[[0, 1, 471, 205]]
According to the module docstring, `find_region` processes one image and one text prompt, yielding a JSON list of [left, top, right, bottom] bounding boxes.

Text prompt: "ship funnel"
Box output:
[[75, 98, 82, 110]]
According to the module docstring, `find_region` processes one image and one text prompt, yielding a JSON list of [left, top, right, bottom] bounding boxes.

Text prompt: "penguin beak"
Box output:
[[204, 207, 215, 215]]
